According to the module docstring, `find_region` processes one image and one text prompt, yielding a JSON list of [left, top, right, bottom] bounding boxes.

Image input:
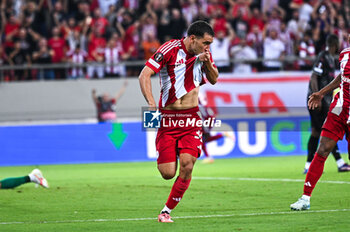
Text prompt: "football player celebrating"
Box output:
[[139, 21, 218, 222]]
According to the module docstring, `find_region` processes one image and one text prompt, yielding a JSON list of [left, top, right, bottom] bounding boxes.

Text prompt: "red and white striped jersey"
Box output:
[[145, 38, 216, 108], [329, 47, 350, 122], [105, 47, 121, 74], [66, 49, 87, 77]]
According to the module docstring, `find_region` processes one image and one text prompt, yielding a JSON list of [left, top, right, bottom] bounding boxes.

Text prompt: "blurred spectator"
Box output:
[[74, 1, 91, 25], [0, 46, 9, 66], [3, 12, 20, 54], [230, 37, 257, 73], [157, 8, 171, 43], [142, 31, 161, 60], [0, 45, 11, 81], [210, 7, 227, 36], [91, 80, 128, 123], [181, 0, 199, 26], [104, 34, 126, 77], [66, 20, 88, 52], [210, 23, 234, 73], [66, 43, 87, 79], [105, 4, 117, 25], [87, 29, 106, 79], [98, 0, 118, 16], [120, 9, 134, 31], [207, 0, 226, 16], [168, 8, 187, 39], [263, 28, 285, 71], [265, 6, 285, 33], [248, 7, 265, 31], [2, 0, 350, 81], [229, 8, 249, 39], [228, 0, 251, 22], [51, 1, 67, 28], [8, 41, 31, 80], [297, 0, 314, 32], [14, 27, 39, 55], [141, 10, 157, 42], [310, 0, 336, 53], [279, 22, 293, 56], [247, 24, 264, 58], [90, 8, 109, 36], [287, 10, 301, 41], [334, 15, 349, 51], [297, 30, 315, 71], [21, 1, 46, 36], [122, 20, 140, 76], [32, 38, 55, 80], [48, 26, 67, 79], [262, 0, 279, 15]]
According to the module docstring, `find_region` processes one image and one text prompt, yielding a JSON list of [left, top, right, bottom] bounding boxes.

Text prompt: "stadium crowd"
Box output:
[[0, 0, 349, 81]]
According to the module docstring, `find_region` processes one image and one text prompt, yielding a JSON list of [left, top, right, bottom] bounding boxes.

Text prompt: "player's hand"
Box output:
[[308, 92, 323, 110], [148, 103, 157, 111], [92, 88, 96, 94], [198, 49, 210, 63]]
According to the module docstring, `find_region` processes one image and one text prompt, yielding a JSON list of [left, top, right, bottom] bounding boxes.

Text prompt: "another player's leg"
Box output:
[[201, 130, 213, 163], [29, 169, 49, 188], [204, 134, 223, 143], [0, 176, 30, 189], [202, 142, 215, 164], [291, 135, 336, 210], [0, 169, 49, 189], [330, 144, 350, 172], [305, 133, 319, 174]]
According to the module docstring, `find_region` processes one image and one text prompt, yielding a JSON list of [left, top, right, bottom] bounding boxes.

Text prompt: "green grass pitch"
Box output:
[[0, 155, 349, 232]]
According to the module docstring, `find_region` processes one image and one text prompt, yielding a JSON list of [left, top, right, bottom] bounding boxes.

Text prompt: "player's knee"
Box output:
[[180, 161, 194, 175], [160, 171, 176, 180], [317, 143, 332, 157], [311, 129, 320, 137]]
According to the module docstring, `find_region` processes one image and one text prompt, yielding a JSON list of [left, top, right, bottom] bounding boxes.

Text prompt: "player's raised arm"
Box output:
[[139, 66, 156, 108], [308, 74, 341, 110], [91, 88, 98, 106], [115, 80, 128, 102]]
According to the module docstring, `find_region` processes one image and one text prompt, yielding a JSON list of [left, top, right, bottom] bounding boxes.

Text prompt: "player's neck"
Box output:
[[183, 37, 194, 55]]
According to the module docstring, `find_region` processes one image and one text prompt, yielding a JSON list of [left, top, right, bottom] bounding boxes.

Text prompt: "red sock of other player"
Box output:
[[165, 177, 191, 210], [202, 144, 209, 157], [304, 152, 327, 196], [206, 134, 223, 143]]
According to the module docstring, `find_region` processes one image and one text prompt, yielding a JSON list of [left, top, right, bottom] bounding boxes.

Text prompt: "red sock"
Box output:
[[202, 143, 209, 157], [165, 177, 191, 210], [304, 152, 327, 196], [206, 134, 223, 143]]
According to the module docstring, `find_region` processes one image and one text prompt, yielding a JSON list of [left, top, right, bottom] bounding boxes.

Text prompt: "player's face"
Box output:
[[190, 33, 213, 54]]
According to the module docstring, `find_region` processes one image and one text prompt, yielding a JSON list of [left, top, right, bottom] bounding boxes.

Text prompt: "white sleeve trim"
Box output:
[[148, 58, 160, 69]]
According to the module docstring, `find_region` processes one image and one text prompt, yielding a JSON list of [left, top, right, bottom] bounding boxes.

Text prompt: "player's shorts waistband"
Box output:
[[160, 106, 200, 115]]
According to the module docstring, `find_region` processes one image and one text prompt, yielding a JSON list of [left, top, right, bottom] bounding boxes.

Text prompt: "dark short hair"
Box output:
[[326, 34, 338, 47], [187, 20, 214, 38]]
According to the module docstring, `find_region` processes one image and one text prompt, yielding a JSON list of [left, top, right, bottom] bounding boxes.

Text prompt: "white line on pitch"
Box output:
[[0, 209, 350, 225], [193, 177, 350, 184]]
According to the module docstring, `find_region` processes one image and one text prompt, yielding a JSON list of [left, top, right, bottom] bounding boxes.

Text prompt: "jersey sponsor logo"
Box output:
[[175, 58, 185, 67], [154, 52, 164, 62]]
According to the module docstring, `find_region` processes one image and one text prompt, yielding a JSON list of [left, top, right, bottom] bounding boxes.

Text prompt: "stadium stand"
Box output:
[[0, 0, 349, 81]]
